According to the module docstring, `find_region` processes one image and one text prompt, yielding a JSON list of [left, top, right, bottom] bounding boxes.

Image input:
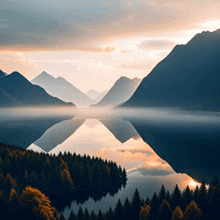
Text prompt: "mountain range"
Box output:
[[94, 76, 142, 107], [32, 71, 94, 106], [121, 29, 220, 110], [0, 71, 74, 107]]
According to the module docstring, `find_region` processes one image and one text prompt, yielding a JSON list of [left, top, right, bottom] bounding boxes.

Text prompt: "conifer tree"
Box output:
[[171, 184, 182, 210], [207, 187, 220, 220], [159, 185, 166, 205], [68, 210, 77, 220], [171, 206, 183, 220], [149, 192, 159, 220], [77, 207, 84, 220], [59, 213, 66, 220], [97, 209, 104, 220], [193, 186, 199, 205], [84, 208, 90, 220], [105, 207, 114, 220], [158, 199, 172, 220], [123, 197, 132, 220], [131, 188, 142, 220], [182, 186, 193, 211], [90, 211, 97, 220], [114, 199, 124, 220], [198, 180, 207, 214], [183, 201, 202, 220]]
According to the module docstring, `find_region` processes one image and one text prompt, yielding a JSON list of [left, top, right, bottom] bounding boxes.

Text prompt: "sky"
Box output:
[[0, 0, 220, 92]]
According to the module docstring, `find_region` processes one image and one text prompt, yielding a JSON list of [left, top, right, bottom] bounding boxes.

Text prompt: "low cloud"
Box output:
[[137, 167, 174, 177], [138, 39, 176, 50], [117, 62, 156, 70]]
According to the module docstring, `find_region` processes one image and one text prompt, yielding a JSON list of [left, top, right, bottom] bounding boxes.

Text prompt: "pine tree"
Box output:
[[59, 213, 66, 220], [105, 207, 114, 220], [139, 204, 151, 220], [114, 199, 124, 220], [183, 201, 202, 220], [97, 209, 104, 220], [84, 208, 90, 220], [90, 211, 97, 220], [193, 186, 199, 205], [68, 210, 77, 220], [149, 192, 159, 220], [171, 184, 182, 210], [123, 197, 133, 220], [171, 206, 183, 220], [159, 185, 166, 205], [198, 180, 207, 214], [158, 199, 172, 220], [207, 187, 220, 220], [131, 188, 142, 220], [77, 207, 84, 220], [182, 186, 193, 211]]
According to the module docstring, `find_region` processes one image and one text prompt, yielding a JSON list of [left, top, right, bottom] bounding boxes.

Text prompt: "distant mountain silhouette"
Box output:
[[0, 116, 72, 149], [34, 118, 86, 152], [122, 29, 220, 110], [94, 77, 142, 107], [86, 89, 100, 100], [0, 72, 74, 107], [94, 90, 108, 103], [99, 117, 140, 143], [128, 118, 220, 183], [32, 71, 94, 106], [0, 70, 6, 79]]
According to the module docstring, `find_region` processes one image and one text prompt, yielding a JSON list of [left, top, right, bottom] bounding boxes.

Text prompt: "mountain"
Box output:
[[128, 117, 220, 184], [86, 89, 100, 100], [94, 77, 142, 107], [34, 118, 86, 152], [94, 90, 108, 103], [0, 116, 72, 149], [99, 117, 140, 143], [0, 70, 6, 79], [121, 29, 220, 110], [32, 71, 94, 106], [0, 71, 74, 107]]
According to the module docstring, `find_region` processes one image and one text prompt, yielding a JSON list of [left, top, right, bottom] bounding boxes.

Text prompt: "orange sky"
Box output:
[[0, 0, 220, 92]]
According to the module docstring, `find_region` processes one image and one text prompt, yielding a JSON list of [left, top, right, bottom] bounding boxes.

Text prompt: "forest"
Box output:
[[0, 143, 127, 218], [61, 176, 220, 220], [1, 143, 220, 220]]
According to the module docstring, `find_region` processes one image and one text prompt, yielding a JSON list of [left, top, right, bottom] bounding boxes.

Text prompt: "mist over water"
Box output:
[[1, 107, 220, 214]]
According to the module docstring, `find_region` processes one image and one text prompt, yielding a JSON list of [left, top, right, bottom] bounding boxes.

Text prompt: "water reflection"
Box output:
[[1, 109, 220, 214]]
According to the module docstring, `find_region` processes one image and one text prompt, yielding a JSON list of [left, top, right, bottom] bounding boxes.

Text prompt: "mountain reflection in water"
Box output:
[[1, 109, 220, 214]]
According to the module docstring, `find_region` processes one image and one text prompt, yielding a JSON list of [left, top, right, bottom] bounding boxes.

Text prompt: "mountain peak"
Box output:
[[0, 70, 6, 79], [213, 28, 220, 34]]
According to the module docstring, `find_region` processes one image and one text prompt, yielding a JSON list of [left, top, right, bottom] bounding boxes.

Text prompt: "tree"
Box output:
[[131, 188, 142, 220], [59, 213, 66, 220], [97, 209, 104, 220], [77, 207, 84, 220], [159, 185, 166, 205], [105, 207, 114, 220], [182, 186, 193, 211], [171, 184, 182, 210], [171, 206, 183, 220], [84, 208, 90, 220], [114, 199, 124, 220], [149, 192, 159, 220], [20, 186, 57, 220], [90, 211, 97, 220], [68, 210, 77, 220], [198, 180, 207, 214], [123, 197, 132, 220], [158, 199, 172, 220], [139, 204, 151, 220], [183, 201, 202, 220]]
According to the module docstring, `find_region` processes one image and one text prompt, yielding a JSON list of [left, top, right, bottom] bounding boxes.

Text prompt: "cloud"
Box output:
[[1, 0, 220, 52], [136, 167, 174, 177], [138, 39, 176, 50], [0, 52, 43, 79], [117, 62, 156, 70]]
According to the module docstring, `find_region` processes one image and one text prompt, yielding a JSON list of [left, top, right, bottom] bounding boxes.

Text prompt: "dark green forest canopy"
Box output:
[[0, 143, 127, 211]]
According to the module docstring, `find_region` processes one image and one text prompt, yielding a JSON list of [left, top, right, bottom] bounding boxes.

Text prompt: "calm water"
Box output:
[[1, 107, 220, 215]]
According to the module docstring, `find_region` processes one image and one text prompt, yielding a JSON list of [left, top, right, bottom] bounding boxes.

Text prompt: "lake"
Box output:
[[1, 107, 220, 216]]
